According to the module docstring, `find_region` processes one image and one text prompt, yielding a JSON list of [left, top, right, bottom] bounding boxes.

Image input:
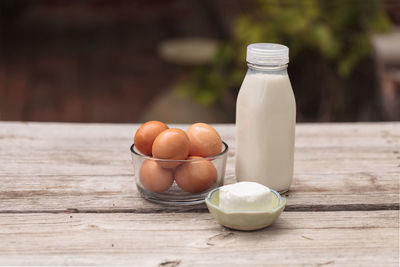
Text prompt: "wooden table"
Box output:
[[0, 122, 399, 266]]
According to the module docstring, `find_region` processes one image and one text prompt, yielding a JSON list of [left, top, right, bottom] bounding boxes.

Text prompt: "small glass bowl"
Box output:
[[130, 142, 228, 205]]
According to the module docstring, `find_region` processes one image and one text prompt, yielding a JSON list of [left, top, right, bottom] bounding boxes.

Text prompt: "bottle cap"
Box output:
[[246, 43, 289, 65]]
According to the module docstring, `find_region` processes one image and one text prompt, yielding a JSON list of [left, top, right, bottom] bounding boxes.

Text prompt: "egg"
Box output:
[[139, 159, 174, 192], [174, 156, 218, 193], [134, 121, 169, 156], [186, 123, 222, 157], [152, 128, 190, 168]]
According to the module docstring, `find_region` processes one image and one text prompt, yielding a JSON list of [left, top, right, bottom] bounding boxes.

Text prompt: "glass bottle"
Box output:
[[235, 43, 296, 192]]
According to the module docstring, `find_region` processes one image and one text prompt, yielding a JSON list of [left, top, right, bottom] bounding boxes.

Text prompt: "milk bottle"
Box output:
[[235, 43, 296, 192]]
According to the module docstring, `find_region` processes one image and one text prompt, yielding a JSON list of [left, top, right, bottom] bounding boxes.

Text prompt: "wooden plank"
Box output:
[[0, 211, 398, 266], [0, 122, 399, 212], [0, 172, 397, 213]]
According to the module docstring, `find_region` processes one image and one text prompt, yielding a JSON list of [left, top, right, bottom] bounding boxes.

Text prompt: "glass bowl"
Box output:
[[130, 141, 228, 205]]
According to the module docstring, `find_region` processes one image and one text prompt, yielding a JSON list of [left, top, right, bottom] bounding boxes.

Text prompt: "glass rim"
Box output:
[[130, 141, 229, 162]]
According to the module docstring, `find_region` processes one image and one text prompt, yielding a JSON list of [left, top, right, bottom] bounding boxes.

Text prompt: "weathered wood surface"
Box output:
[[0, 122, 399, 266], [0, 122, 398, 212], [0, 211, 398, 266]]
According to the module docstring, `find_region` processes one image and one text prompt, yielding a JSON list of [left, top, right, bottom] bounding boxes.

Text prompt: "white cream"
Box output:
[[219, 182, 274, 211]]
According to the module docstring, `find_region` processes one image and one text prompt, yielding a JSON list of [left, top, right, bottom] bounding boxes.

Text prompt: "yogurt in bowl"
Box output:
[[205, 182, 286, 230]]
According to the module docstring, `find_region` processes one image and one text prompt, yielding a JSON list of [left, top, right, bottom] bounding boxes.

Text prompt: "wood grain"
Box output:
[[0, 122, 398, 266], [0, 122, 399, 213], [0, 211, 398, 266]]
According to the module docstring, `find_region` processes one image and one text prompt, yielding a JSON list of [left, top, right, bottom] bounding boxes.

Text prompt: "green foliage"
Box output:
[[178, 0, 391, 106]]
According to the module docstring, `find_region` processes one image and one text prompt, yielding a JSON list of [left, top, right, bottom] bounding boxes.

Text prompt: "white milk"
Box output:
[[235, 43, 296, 192]]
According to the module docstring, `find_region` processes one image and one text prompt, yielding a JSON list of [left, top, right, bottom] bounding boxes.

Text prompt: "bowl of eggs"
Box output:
[[130, 121, 229, 205]]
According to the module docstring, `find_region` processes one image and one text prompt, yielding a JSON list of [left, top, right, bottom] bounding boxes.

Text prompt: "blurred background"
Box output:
[[0, 0, 399, 123]]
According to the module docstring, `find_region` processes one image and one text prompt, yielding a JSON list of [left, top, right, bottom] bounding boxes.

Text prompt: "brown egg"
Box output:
[[186, 123, 222, 157], [134, 121, 169, 156], [139, 159, 174, 193], [174, 156, 218, 193], [152, 128, 190, 168]]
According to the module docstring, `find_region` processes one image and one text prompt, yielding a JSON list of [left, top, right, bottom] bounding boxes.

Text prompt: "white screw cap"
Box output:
[[246, 43, 289, 65]]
